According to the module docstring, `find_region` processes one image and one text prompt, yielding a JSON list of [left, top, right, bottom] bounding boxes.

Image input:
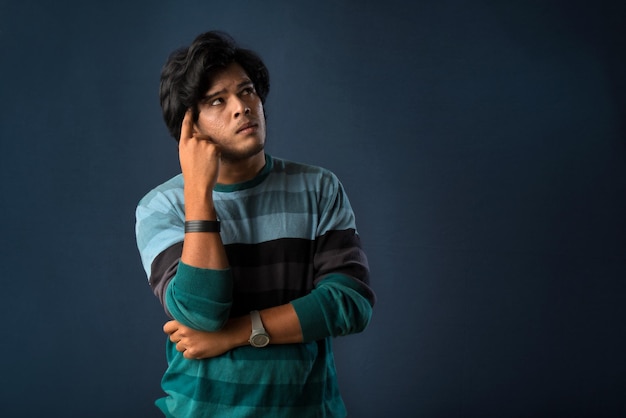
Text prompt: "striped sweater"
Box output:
[[135, 155, 375, 417]]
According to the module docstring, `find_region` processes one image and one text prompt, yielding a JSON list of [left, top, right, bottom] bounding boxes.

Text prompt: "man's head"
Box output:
[[159, 31, 270, 141]]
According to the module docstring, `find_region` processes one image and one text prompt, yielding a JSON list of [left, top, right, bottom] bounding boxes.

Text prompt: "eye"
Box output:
[[210, 98, 224, 106], [241, 87, 255, 96]]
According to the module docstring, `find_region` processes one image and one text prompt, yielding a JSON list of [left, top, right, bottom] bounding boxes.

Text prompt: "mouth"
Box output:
[[236, 122, 258, 134]]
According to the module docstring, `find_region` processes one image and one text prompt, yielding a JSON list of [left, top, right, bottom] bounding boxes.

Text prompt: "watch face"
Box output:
[[251, 333, 270, 348]]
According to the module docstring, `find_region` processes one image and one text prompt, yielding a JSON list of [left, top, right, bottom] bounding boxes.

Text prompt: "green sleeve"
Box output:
[[291, 274, 373, 342]]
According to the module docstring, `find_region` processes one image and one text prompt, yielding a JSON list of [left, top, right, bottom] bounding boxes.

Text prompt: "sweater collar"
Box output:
[[213, 154, 273, 193]]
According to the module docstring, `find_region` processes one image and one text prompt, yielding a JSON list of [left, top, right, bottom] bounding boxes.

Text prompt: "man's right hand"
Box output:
[[178, 110, 220, 219]]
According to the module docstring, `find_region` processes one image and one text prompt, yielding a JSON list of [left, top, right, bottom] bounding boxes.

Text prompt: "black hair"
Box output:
[[159, 31, 270, 141]]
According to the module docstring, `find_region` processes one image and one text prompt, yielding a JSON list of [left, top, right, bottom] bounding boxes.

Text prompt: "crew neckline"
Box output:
[[213, 154, 274, 193]]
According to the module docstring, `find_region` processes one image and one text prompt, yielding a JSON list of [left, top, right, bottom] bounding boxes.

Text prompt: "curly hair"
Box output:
[[159, 31, 270, 141]]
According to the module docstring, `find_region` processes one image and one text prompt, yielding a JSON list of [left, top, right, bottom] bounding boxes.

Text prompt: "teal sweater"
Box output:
[[135, 155, 374, 417]]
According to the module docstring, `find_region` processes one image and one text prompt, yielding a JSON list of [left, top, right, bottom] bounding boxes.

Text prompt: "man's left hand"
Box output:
[[163, 320, 236, 359]]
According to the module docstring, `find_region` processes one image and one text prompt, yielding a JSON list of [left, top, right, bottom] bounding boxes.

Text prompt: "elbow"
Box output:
[[351, 301, 373, 334], [165, 286, 232, 331], [164, 263, 234, 331], [329, 292, 373, 337]]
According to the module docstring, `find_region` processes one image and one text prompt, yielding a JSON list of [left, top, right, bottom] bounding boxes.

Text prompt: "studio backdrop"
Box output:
[[0, 1, 624, 417]]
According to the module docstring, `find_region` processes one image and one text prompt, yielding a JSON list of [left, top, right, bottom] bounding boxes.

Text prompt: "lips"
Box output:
[[236, 121, 258, 134]]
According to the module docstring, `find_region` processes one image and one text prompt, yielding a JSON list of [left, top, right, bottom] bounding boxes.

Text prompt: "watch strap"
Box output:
[[250, 310, 265, 332]]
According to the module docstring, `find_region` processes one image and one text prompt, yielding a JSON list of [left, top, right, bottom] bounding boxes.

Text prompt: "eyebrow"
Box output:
[[202, 79, 254, 102]]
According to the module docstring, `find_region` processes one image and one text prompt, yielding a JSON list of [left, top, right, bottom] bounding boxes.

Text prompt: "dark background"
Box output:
[[1, 1, 625, 417]]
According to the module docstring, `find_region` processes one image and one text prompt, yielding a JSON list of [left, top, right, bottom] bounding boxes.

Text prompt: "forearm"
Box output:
[[166, 303, 303, 359], [223, 275, 371, 349], [179, 108, 228, 270], [169, 114, 233, 329], [181, 193, 229, 270]]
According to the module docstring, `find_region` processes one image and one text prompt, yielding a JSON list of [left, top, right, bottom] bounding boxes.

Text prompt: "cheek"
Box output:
[[197, 112, 225, 133], [255, 102, 265, 118]]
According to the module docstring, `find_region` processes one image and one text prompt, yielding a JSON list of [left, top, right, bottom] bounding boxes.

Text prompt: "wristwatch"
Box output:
[[249, 310, 270, 348]]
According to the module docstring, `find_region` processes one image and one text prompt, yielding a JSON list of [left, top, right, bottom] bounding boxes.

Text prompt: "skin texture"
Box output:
[[165, 63, 303, 359]]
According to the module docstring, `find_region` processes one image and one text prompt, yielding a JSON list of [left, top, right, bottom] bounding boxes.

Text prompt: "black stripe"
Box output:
[[149, 230, 374, 315], [315, 228, 361, 251], [225, 238, 314, 267], [231, 289, 309, 317], [149, 241, 183, 316]]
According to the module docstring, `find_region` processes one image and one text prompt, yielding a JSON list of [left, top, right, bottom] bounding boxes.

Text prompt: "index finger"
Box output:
[[180, 110, 194, 142]]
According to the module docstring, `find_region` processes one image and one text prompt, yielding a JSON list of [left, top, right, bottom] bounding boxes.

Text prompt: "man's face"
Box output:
[[194, 62, 266, 162]]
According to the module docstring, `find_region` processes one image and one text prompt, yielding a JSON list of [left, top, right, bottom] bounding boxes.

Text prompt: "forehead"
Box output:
[[207, 63, 251, 92]]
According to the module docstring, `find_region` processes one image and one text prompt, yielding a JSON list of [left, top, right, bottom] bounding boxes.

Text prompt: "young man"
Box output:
[[135, 31, 375, 417]]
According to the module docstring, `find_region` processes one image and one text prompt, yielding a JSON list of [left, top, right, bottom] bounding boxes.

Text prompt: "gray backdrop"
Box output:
[[1, 1, 625, 417]]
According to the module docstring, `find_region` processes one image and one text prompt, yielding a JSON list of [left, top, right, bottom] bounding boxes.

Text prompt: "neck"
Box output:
[[217, 151, 266, 185]]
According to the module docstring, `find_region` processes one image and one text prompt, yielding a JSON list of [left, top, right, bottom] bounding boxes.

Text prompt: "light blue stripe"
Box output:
[[135, 196, 184, 277], [135, 155, 356, 272], [220, 212, 317, 244]]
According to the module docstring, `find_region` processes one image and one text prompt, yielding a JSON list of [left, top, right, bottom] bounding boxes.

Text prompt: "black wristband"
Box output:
[[184, 220, 221, 233]]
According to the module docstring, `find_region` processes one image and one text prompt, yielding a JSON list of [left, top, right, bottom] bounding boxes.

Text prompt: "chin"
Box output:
[[221, 143, 265, 162]]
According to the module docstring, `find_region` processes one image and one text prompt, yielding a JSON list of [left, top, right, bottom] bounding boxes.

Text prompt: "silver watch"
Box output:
[[249, 310, 270, 348]]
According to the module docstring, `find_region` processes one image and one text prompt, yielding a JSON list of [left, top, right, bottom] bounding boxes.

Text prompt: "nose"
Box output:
[[233, 97, 250, 118]]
